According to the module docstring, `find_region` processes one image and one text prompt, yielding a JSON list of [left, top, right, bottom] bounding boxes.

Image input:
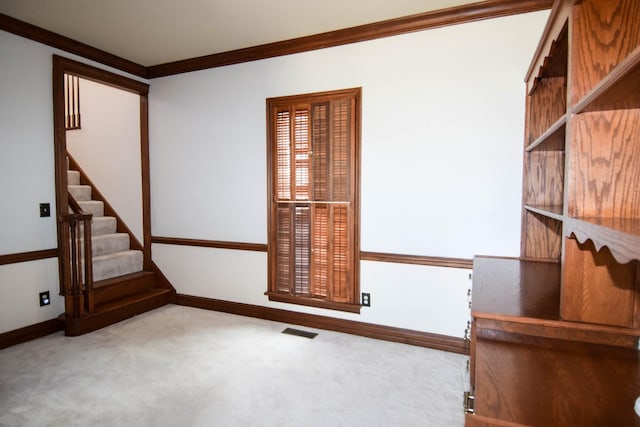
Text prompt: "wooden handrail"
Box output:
[[60, 193, 94, 317]]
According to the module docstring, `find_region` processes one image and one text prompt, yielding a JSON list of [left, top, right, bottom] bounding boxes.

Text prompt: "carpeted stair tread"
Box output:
[[92, 250, 143, 282], [84, 216, 117, 236], [68, 170, 80, 185], [91, 233, 130, 257], [68, 185, 92, 201], [77, 200, 104, 217]]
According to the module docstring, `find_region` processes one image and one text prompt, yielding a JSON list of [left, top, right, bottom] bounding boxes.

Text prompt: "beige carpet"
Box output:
[[0, 305, 468, 426]]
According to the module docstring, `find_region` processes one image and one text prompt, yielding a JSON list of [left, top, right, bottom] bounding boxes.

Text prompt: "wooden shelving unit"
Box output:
[[467, 1, 640, 425]]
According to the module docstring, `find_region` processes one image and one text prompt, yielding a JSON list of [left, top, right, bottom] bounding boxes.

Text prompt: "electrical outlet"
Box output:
[[361, 292, 370, 307], [39, 203, 50, 217], [39, 291, 50, 307]]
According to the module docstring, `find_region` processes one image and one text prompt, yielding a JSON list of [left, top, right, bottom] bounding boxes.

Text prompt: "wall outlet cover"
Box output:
[[39, 291, 50, 306], [361, 292, 371, 307], [39, 203, 51, 217]]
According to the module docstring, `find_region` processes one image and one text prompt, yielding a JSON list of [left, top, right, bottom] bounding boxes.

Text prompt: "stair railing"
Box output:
[[64, 74, 81, 130], [60, 194, 94, 317]]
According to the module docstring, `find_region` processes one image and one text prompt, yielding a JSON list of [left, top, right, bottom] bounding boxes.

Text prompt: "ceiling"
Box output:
[[0, 0, 478, 66]]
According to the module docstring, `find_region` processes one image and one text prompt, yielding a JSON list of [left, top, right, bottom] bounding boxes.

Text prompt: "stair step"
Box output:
[[91, 233, 130, 257], [92, 271, 156, 305], [68, 184, 92, 201], [86, 216, 117, 236], [77, 200, 104, 217], [95, 288, 172, 313], [64, 288, 174, 336], [68, 170, 80, 185], [92, 250, 143, 282]]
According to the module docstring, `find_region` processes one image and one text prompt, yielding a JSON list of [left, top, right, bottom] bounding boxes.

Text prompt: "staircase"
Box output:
[[68, 169, 143, 281], [61, 157, 175, 336]]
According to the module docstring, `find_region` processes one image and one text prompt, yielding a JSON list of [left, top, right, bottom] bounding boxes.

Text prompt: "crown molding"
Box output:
[[0, 12, 148, 78], [147, 0, 552, 78], [1, 0, 552, 80]]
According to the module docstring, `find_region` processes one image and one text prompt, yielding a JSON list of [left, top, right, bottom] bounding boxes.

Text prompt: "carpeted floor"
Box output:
[[0, 305, 469, 426]]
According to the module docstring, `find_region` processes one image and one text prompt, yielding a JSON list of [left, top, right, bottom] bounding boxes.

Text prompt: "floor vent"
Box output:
[[282, 328, 318, 339]]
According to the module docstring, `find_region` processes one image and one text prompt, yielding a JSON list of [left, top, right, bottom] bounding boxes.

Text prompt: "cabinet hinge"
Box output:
[[464, 391, 475, 414], [464, 320, 471, 342]]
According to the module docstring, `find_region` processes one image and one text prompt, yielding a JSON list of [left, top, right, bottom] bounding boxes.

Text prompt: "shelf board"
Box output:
[[527, 113, 567, 151], [472, 256, 560, 321], [524, 204, 564, 220], [573, 45, 640, 113], [565, 217, 640, 264], [471, 256, 640, 348]]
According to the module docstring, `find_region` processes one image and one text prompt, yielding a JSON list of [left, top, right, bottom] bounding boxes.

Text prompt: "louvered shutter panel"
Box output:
[[312, 204, 329, 298], [331, 205, 350, 301], [294, 206, 311, 295], [269, 88, 359, 309], [276, 206, 291, 293], [294, 109, 310, 200], [331, 99, 350, 201], [276, 111, 291, 200], [312, 103, 329, 201]]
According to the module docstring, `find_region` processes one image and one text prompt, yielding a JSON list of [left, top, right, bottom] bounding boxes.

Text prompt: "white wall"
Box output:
[[66, 79, 143, 242], [0, 10, 548, 338], [149, 11, 549, 338], [0, 29, 147, 333]]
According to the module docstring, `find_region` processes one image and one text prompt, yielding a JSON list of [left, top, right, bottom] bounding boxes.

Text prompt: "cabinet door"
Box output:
[[472, 329, 640, 426]]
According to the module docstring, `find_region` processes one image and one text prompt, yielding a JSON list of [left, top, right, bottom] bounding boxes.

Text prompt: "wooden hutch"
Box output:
[[466, 0, 640, 425]]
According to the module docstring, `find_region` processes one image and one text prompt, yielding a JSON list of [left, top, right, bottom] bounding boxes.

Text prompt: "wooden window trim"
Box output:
[[267, 87, 361, 314]]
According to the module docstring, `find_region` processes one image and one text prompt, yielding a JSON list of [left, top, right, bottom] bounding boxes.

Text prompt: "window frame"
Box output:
[[266, 87, 362, 313]]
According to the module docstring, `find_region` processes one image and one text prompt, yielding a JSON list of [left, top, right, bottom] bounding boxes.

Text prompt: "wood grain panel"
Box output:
[[574, 46, 640, 112], [569, 109, 640, 218], [570, 0, 640, 105], [561, 237, 639, 328], [473, 329, 640, 426], [523, 148, 564, 206], [527, 77, 566, 144], [526, 114, 566, 151], [521, 211, 563, 259], [475, 316, 639, 348], [472, 256, 561, 320]]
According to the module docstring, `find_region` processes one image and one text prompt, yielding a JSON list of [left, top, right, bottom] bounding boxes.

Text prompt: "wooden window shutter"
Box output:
[[267, 88, 360, 313]]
